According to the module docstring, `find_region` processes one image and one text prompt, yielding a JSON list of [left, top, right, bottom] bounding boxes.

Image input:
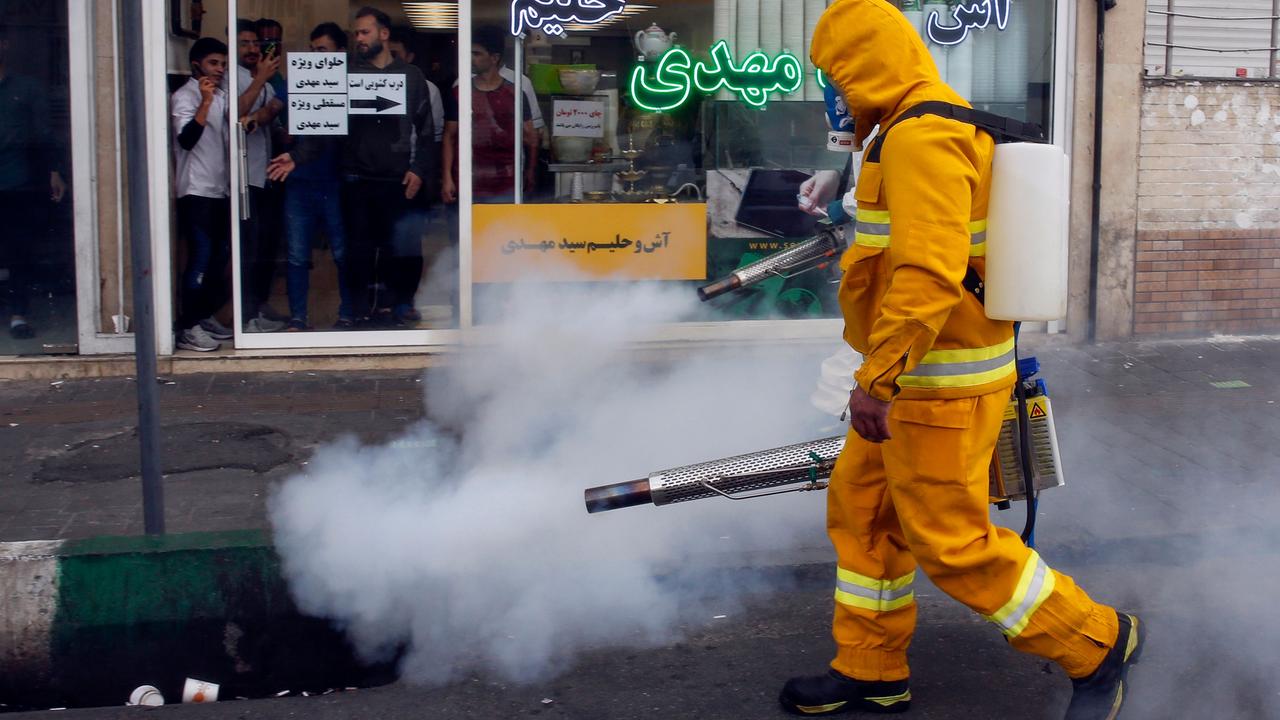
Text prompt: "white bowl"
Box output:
[[559, 69, 600, 95]]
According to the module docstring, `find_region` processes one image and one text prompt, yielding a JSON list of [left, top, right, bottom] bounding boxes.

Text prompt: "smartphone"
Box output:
[[261, 39, 279, 57]]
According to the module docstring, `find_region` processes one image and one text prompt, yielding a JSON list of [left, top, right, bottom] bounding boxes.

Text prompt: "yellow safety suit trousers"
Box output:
[[828, 388, 1119, 682]]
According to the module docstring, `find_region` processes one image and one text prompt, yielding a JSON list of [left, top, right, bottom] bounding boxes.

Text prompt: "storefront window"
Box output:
[[905, 0, 1057, 132], [0, 1, 76, 354], [161, 0, 1056, 350], [464, 0, 1055, 326], [167, 1, 460, 352]]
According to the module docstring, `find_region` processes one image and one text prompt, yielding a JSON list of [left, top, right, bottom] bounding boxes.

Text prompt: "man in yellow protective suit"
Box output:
[[780, 1, 1143, 718]]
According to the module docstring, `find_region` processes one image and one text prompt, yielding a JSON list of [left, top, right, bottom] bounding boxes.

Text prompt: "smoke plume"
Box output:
[[269, 281, 834, 685]]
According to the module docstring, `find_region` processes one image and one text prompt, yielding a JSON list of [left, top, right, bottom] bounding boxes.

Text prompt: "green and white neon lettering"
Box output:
[[630, 40, 805, 112], [693, 40, 803, 108], [629, 47, 695, 112]]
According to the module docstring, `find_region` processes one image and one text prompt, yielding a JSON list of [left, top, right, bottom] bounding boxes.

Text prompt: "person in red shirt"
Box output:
[[442, 26, 538, 204]]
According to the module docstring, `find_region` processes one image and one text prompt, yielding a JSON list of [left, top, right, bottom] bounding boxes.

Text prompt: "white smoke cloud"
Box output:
[[269, 280, 835, 685], [1030, 346, 1280, 719]]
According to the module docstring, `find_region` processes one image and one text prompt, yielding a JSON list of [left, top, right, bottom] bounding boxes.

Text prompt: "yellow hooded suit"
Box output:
[[808, 0, 1119, 686]]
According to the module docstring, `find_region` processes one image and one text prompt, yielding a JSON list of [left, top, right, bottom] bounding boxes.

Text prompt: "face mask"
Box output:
[[823, 82, 860, 153]]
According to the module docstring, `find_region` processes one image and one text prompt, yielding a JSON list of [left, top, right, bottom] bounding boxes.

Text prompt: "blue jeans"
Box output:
[[285, 179, 351, 323], [177, 195, 230, 330]]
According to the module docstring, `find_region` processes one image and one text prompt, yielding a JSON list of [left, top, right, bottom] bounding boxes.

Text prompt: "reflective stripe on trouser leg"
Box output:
[[827, 426, 916, 682], [879, 389, 1118, 680], [835, 568, 916, 612], [985, 550, 1055, 637]]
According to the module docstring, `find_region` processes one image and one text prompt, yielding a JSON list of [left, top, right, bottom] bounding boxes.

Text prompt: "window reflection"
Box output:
[[0, 3, 74, 354]]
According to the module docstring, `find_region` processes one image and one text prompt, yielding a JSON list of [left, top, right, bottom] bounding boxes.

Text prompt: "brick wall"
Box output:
[[1135, 80, 1280, 335]]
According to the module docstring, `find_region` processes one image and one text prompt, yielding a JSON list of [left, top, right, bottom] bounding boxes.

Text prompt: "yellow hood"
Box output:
[[810, 0, 968, 144]]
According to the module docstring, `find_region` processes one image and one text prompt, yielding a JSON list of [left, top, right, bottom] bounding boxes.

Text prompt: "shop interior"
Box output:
[[0, 1, 76, 355], [163, 0, 1057, 341]]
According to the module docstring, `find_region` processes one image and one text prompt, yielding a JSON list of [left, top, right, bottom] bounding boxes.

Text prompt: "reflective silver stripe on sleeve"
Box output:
[[905, 347, 1016, 378]]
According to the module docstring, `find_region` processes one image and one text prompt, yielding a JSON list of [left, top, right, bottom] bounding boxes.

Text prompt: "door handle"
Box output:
[[237, 122, 251, 221]]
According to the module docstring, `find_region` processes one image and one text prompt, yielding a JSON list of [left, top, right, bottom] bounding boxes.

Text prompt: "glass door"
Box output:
[[169, 0, 462, 352], [0, 0, 79, 355]]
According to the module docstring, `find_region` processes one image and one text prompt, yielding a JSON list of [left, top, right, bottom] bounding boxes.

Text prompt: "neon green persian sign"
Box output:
[[630, 40, 804, 112]]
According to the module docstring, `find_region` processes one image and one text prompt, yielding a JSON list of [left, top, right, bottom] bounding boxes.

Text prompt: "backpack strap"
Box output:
[[860, 101, 1042, 308], [865, 101, 1046, 163]]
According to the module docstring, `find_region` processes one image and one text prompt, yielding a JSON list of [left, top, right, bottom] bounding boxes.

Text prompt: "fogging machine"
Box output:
[[584, 358, 1063, 515], [697, 223, 847, 302]]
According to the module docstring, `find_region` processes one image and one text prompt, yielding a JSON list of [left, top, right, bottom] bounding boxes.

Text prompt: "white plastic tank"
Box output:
[[984, 143, 1070, 321]]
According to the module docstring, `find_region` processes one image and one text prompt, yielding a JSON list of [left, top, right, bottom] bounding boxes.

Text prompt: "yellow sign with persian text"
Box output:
[[472, 203, 708, 283]]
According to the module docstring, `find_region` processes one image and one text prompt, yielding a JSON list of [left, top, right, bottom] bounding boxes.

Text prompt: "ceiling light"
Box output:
[[404, 2, 459, 30]]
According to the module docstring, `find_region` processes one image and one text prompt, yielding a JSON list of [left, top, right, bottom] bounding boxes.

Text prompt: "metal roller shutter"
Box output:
[[1144, 0, 1277, 78]]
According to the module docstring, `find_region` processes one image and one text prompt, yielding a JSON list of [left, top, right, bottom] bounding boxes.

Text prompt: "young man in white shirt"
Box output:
[[171, 38, 232, 352]]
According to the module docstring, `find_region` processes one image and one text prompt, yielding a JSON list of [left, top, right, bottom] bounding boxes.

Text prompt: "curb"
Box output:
[[0, 349, 448, 382], [0, 531, 392, 710]]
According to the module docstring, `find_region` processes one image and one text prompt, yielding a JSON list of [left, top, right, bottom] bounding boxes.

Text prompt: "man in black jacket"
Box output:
[[270, 6, 438, 327]]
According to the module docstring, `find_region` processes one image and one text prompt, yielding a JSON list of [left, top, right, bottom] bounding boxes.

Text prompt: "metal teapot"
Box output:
[[634, 23, 676, 61]]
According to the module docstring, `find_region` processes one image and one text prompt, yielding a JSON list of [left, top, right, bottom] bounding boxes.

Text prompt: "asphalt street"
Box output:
[[3, 336, 1280, 718]]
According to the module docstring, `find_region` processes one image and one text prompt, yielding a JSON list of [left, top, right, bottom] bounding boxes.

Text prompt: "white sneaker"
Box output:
[[177, 325, 220, 352], [199, 316, 234, 340], [244, 315, 286, 333]]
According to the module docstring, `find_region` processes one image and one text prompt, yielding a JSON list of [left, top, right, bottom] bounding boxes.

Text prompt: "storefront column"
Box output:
[[1068, 0, 1147, 340], [143, 0, 176, 355]]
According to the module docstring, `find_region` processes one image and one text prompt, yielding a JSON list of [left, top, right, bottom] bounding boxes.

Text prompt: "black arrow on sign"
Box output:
[[351, 96, 401, 113]]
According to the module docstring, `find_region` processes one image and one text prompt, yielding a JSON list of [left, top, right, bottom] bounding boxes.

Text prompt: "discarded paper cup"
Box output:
[[128, 685, 164, 706], [182, 678, 220, 704]]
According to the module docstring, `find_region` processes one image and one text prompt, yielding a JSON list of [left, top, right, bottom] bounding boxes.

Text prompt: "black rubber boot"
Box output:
[[779, 669, 911, 716], [1065, 612, 1144, 720]]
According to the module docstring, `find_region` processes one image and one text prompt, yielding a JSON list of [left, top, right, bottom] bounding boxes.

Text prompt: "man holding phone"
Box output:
[[234, 18, 286, 333], [254, 19, 287, 117]]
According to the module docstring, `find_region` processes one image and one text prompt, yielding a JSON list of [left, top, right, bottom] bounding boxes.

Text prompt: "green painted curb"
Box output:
[[0, 532, 392, 710]]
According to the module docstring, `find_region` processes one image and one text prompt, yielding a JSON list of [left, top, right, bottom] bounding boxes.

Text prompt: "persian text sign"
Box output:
[[925, 0, 1012, 45], [552, 100, 605, 138], [348, 74, 407, 115], [510, 0, 626, 37], [473, 203, 708, 283], [631, 40, 803, 112], [287, 53, 347, 135], [287, 53, 348, 94]]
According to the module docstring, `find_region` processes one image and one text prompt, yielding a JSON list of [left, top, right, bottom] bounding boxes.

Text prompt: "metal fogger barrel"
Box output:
[[584, 436, 845, 513], [585, 395, 1066, 514], [697, 226, 846, 301]]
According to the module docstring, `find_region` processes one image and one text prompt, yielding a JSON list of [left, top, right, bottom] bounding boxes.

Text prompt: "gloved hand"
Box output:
[[812, 344, 860, 417], [797, 170, 842, 217]]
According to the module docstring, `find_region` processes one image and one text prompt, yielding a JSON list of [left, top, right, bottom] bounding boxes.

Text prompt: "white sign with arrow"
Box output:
[[348, 73, 407, 115]]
